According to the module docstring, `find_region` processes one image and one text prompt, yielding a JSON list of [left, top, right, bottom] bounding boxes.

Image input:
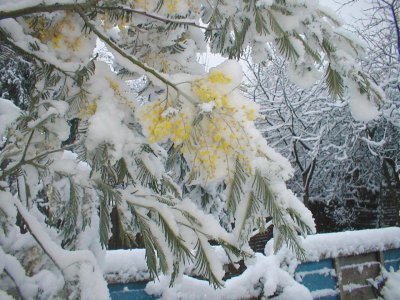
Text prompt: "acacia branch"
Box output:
[[98, 5, 211, 30], [13, 195, 98, 277], [13, 199, 64, 273], [0, 1, 95, 20], [21, 130, 35, 162], [1, 2, 198, 103], [0, 142, 78, 181], [75, 5, 197, 103], [0, 130, 35, 181], [3, 268, 27, 300]]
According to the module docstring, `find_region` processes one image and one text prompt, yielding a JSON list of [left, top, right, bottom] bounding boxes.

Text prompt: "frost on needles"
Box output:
[[0, 0, 383, 299]]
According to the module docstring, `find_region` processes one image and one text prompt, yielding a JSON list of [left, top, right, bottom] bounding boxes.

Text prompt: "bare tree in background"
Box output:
[[244, 0, 400, 232]]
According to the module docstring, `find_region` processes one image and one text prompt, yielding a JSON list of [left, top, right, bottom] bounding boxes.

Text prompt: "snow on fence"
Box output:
[[106, 227, 400, 300], [292, 227, 400, 300]]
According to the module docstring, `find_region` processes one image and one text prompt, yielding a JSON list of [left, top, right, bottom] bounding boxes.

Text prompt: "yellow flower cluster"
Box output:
[[207, 70, 232, 84], [182, 117, 251, 179], [131, 0, 148, 10], [191, 70, 256, 120], [187, 0, 201, 14], [28, 14, 81, 51], [165, 0, 179, 14], [80, 77, 134, 118], [140, 102, 192, 144], [79, 102, 98, 117], [102, 15, 128, 35], [143, 53, 171, 73], [130, 0, 179, 14], [185, 71, 257, 179], [139, 67, 258, 181]]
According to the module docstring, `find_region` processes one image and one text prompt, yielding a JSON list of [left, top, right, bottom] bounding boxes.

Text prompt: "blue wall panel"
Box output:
[[295, 259, 338, 300], [314, 295, 338, 300], [295, 259, 334, 273], [384, 249, 400, 271], [109, 282, 157, 300], [298, 273, 337, 291]]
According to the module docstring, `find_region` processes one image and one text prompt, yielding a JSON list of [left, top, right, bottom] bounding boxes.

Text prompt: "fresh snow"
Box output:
[[381, 270, 400, 300], [145, 254, 312, 300], [0, 98, 20, 138], [199, 101, 216, 113], [295, 267, 336, 280], [297, 227, 400, 261], [348, 82, 380, 122], [310, 288, 339, 298], [105, 249, 150, 283]]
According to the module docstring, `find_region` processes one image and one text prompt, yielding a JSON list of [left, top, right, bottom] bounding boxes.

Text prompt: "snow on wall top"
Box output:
[[104, 246, 230, 283], [266, 227, 400, 262], [104, 249, 150, 283], [106, 227, 400, 284]]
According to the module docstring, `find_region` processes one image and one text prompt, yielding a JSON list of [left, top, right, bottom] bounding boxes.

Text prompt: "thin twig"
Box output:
[[21, 130, 35, 162], [0, 1, 95, 20]]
